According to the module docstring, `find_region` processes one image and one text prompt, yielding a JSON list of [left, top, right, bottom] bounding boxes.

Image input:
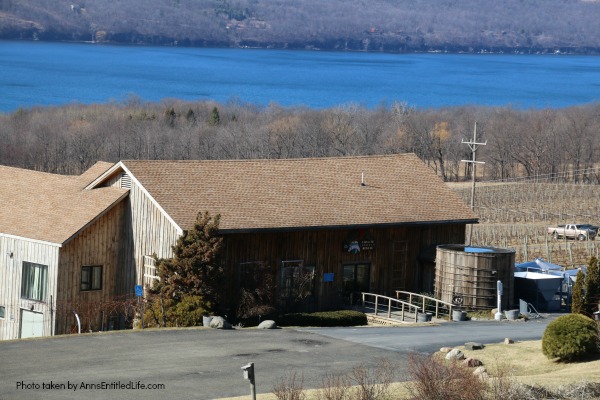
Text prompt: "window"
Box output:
[[0, 306, 5, 319], [21, 262, 48, 301], [280, 261, 315, 300], [81, 265, 103, 291]]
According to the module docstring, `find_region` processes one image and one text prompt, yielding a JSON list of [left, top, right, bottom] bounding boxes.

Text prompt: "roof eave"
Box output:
[[215, 218, 479, 235], [84, 161, 124, 190], [61, 191, 129, 246]]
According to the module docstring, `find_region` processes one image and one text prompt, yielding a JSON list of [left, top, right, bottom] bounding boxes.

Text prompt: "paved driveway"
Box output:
[[0, 317, 555, 400]]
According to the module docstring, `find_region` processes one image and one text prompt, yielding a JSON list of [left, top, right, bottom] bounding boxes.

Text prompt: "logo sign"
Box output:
[[323, 273, 334, 282], [135, 285, 143, 297], [342, 230, 376, 253]]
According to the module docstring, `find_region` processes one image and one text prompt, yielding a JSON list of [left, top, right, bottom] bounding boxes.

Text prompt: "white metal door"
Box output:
[[20, 310, 44, 338]]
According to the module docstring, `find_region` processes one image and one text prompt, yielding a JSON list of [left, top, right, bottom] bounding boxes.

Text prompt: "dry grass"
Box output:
[[218, 340, 600, 400], [461, 340, 600, 389]]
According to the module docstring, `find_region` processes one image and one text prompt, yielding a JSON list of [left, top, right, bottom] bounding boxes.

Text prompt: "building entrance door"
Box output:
[[343, 263, 370, 304], [20, 309, 44, 338]]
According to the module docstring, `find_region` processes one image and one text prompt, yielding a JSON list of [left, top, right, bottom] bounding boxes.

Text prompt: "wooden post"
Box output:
[[374, 295, 378, 316], [388, 298, 392, 318]]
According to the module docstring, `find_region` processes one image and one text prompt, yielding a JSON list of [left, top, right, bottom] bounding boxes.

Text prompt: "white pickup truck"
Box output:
[[547, 224, 598, 241]]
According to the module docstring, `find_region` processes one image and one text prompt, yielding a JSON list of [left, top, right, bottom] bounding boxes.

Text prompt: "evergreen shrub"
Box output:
[[278, 310, 367, 327], [542, 313, 599, 361], [571, 269, 585, 315], [142, 295, 208, 328]]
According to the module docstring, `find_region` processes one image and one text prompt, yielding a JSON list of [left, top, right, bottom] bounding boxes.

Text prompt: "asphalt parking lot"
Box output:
[[0, 317, 555, 400]]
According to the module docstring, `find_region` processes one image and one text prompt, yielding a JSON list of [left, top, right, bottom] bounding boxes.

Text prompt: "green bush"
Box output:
[[542, 313, 599, 361], [571, 269, 585, 315], [142, 295, 208, 328], [278, 310, 368, 327]]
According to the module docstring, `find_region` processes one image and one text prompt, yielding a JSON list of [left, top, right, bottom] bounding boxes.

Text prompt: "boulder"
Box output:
[[464, 342, 484, 350], [504, 338, 514, 344], [257, 320, 277, 329], [445, 348, 465, 361], [476, 371, 489, 380], [473, 366, 487, 376], [209, 316, 232, 330], [463, 357, 483, 367], [439, 347, 453, 353]]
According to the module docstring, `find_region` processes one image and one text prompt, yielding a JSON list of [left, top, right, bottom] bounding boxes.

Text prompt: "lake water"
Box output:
[[1, 40, 599, 112]]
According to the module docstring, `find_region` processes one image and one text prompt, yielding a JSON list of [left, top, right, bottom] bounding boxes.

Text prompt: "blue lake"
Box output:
[[1, 40, 599, 112]]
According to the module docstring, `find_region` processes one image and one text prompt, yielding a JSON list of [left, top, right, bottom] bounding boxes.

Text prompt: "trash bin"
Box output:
[[504, 309, 519, 320], [417, 312, 433, 323], [452, 310, 467, 321]]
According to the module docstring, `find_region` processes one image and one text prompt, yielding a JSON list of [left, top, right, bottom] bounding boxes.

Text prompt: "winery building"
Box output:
[[0, 153, 477, 340]]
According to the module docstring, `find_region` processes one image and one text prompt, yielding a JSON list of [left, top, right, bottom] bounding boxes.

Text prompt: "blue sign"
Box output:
[[135, 285, 143, 297], [323, 273, 334, 282]]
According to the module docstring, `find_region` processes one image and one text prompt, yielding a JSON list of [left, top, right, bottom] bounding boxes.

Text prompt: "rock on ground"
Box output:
[[445, 348, 465, 360], [257, 320, 277, 329], [209, 316, 232, 330]]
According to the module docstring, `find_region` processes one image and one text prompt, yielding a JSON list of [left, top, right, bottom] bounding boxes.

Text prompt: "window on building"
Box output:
[[81, 265, 103, 291], [21, 262, 48, 301], [280, 261, 315, 300], [0, 305, 5, 319]]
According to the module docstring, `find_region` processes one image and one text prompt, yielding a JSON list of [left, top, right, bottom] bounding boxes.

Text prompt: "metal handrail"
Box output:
[[395, 291, 454, 319], [361, 292, 421, 322]]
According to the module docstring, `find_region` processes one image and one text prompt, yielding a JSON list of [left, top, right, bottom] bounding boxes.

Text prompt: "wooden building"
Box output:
[[1, 153, 477, 339], [89, 154, 477, 314], [0, 163, 129, 340]]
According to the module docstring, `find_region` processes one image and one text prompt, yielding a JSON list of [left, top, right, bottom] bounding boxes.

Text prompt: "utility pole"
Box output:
[[461, 122, 486, 245]]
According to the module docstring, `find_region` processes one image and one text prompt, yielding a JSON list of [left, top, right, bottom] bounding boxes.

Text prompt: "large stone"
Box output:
[[445, 348, 465, 361], [464, 342, 484, 350], [257, 320, 277, 329], [473, 366, 487, 376], [476, 371, 489, 380], [463, 357, 483, 367], [439, 347, 453, 353], [209, 316, 232, 330], [504, 338, 514, 344]]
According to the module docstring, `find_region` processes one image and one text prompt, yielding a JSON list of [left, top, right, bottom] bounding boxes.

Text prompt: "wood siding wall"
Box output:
[[127, 181, 181, 287], [54, 200, 131, 335], [221, 223, 466, 312], [0, 236, 59, 340]]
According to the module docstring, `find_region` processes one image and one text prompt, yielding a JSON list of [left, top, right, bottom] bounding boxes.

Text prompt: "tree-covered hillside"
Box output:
[[1, 0, 600, 54]]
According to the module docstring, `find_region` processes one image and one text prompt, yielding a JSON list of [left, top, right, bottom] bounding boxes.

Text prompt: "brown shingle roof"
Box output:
[[0, 162, 127, 245], [122, 154, 477, 232]]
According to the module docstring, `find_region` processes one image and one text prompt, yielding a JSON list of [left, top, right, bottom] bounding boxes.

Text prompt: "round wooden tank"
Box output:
[[434, 245, 515, 310]]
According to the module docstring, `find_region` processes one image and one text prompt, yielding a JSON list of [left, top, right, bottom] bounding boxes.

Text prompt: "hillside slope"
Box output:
[[1, 0, 600, 54]]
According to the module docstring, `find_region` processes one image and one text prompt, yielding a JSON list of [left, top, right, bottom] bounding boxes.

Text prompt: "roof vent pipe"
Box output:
[[361, 172, 366, 187]]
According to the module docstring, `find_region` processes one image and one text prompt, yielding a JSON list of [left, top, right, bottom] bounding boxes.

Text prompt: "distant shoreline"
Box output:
[[3, 38, 599, 56]]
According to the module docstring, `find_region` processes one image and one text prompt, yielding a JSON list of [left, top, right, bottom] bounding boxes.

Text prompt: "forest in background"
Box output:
[[1, 99, 599, 184], [2, 0, 600, 54]]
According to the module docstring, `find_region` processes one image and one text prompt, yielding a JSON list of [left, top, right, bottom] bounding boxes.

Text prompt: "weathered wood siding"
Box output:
[[221, 223, 466, 311], [127, 180, 181, 287], [54, 200, 131, 335], [0, 236, 59, 340], [435, 245, 515, 310]]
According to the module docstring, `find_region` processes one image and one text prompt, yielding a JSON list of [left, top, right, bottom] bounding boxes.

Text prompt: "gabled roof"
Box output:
[[113, 154, 477, 233], [0, 162, 128, 245]]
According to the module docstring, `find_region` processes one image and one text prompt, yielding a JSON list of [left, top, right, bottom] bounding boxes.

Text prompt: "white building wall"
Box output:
[[0, 235, 60, 340]]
